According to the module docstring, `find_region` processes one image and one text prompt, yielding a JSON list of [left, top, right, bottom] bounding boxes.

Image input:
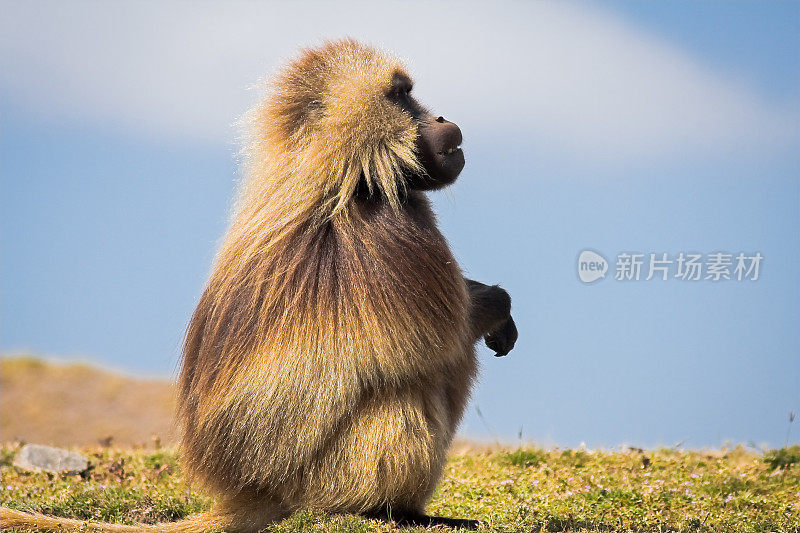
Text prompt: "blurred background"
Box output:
[[1, 0, 798, 449]]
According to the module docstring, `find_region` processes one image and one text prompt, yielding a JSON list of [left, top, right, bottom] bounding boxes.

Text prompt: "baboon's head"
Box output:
[[252, 39, 464, 212]]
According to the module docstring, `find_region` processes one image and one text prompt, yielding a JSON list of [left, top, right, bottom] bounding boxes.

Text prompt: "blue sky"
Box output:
[[2, 1, 798, 449]]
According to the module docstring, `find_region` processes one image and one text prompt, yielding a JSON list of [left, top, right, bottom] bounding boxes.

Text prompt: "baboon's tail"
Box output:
[[0, 507, 228, 532]]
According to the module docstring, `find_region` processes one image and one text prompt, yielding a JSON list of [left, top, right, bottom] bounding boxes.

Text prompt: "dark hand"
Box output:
[[484, 315, 517, 357]]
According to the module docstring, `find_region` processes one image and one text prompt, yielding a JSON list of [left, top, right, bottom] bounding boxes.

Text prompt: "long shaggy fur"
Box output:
[[1, 40, 478, 533], [180, 38, 476, 520]]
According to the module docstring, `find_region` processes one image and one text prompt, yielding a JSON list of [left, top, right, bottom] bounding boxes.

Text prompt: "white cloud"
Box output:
[[1, 1, 796, 160]]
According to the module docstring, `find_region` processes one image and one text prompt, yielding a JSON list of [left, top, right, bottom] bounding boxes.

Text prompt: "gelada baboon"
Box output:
[[1, 39, 517, 532]]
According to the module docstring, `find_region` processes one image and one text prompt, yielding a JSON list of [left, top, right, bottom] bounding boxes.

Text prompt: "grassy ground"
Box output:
[[1, 443, 798, 532]]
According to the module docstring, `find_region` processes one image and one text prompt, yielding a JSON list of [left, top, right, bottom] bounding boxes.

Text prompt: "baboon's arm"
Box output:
[[466, 279, 518, 356]]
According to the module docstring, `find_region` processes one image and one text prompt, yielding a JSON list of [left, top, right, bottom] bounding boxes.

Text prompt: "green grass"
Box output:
[[2, 443, 799, 532]]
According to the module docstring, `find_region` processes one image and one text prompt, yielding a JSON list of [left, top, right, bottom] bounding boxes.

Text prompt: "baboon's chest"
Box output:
[[332, 199, 469, 347]]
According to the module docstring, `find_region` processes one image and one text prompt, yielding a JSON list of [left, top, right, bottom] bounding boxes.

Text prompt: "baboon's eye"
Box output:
[[387, 87, 405, 100], [387, 72, 413, 101], [308, 99, 322, 111]]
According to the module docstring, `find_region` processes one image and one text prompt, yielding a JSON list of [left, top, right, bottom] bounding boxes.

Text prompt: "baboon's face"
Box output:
[[385, 72, 465, 190], [265, 42, 465, 203]]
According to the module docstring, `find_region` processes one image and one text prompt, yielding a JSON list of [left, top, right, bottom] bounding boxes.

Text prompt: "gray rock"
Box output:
[[13, 444, 88, 474]]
